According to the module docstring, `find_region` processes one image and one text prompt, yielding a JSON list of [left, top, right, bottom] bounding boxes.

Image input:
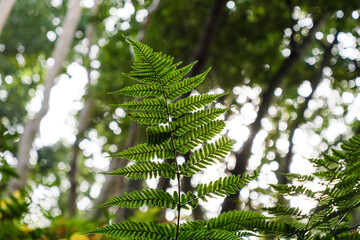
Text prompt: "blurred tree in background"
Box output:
[[0, 0, 359, 238]]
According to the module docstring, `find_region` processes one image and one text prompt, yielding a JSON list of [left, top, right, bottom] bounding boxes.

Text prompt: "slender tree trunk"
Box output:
[[279, 41, 336, 185], [187, 0, 227, 76], [10, 0, 82, 192], [68, 2, 98, 217], [69, 100, 95, 216], [0, 0, 16, 36], [221, 13, 329, 213]]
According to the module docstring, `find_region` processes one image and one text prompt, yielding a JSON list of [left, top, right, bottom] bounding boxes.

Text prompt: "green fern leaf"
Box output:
[[178, 229, 239, 240], [85, 221, 176, 240], [179, 136, 235, 177], [124, 37, 175, 83], [117, 98, 166, 111], [271, 184, 316, 198], [168, 93, 227, 118], [111, 143, 174, 162], [195, 173, 258, 201], [162, 61, 197, 86], [105, 162, 176, 180], [264, 203, 303, 217], [147, 125, 171, 145], [128, 111, 168, 125], [171, 108, 230, 136], [331, 148, 346, 159], [111, 83, 163, 97], [164, 68, 211, 101], [96, 189, 178, 209], [174, 120, 226, 154], [281, 173, 315, 182], [180, 210, 268, 232]]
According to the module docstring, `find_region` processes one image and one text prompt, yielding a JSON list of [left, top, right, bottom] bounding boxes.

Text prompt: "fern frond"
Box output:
[[282, 173, 315, 182], [180, 210, 268, 232], [124, 37, 175, 83], [178, 229, 240, 240], [128, 111, 168, 125], [331, 148, 346, 159], [117, 98, 166, 111], [85, 221, 176, 240], [271, 184, 316, 198], [96, 189, 178, 209], [162, 61, 197, 86], [174, 120, 226, 154], [171, 108, 230, 136], [264, 203, 303, 217], [111, 143, 174, 162], [194, 173, 258, 202], [164, 68, 211, 101], [334, 173, 360, 189], [342, 134, 360, 154], [111, 83, 163, 97], [247, 220, 305, 237], [179, 136, 235, 177], [105, 162, 176, 180], [180, 210, 303, 238], [317, 198, 360, 226], [168, 93, 227, 118], [147, 125, 171, 145]]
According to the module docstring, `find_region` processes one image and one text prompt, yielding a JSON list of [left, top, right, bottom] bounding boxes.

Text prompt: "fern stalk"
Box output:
[[158, 63, 182, 239], [134, 41, 182, 238]]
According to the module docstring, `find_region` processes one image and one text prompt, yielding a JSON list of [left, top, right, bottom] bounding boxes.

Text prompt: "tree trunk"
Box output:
[[68, 2, 98, 217], [68, 99, 95, 216], [10, 0, 82, 192], [221, 13, 329, 213], [0, 0, 16, 36], [187, 0, 227, 76], [278, 40, 336, 185]]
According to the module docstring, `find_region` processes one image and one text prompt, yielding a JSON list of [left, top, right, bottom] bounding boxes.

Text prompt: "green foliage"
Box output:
[[0, 159, 31, 239], [265, 134, 360, 239], [87, 38, 360, 239], [87, 221, 176, 239], [96, 188, 178, 209], [86, 37, 260, 239]]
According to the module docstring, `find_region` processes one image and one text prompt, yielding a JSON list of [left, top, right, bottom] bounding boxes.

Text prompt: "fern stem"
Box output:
[[161, 88, 181, 239], [161, 89, 181, 240], [138, 44, 182, 239]]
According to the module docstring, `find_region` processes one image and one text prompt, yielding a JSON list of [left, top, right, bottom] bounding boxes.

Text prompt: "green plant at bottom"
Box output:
[[265, 134, 360, 239], [85, 37, 360, 239], [0, 158, 31, 239]]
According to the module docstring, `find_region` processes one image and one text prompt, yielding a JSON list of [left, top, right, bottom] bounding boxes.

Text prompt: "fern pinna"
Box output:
[[85, 37, 265, 239]]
